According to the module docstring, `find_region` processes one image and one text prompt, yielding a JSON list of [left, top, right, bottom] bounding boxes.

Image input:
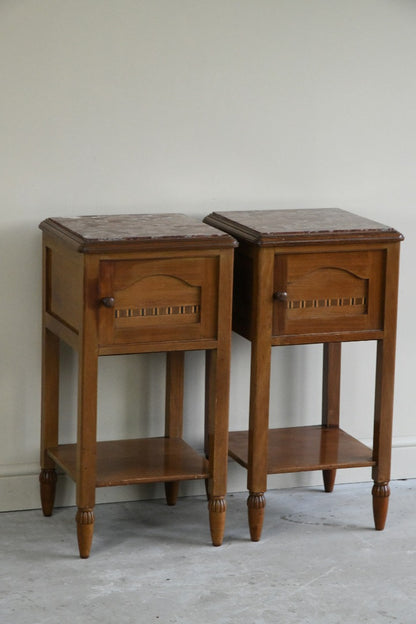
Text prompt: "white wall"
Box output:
[[1, 0, 415, 511]]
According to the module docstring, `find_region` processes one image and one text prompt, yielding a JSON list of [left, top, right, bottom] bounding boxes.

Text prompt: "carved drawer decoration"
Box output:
[[273, 250, 385, 336], [99, 256, 219, 345]]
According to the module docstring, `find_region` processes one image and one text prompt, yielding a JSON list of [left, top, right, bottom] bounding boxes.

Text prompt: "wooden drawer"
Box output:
[[273, 250, 385, 337], [98, 256, 219, 345]]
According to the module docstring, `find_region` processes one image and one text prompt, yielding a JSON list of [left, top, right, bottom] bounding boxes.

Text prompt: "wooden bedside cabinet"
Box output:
[[204, 208, 403, 541], [39, 214, 236, 557]]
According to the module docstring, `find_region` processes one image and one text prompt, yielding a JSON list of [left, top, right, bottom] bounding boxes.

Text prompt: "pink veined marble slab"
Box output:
[[39, 213, 237, 252], [204, 208, 403, 246]]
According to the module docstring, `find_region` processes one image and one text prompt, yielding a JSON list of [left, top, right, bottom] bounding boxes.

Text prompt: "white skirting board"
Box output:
[[1, 438, 415, 513]]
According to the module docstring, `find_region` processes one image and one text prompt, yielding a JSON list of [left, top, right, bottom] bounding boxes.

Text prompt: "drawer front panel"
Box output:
[[99, 256, 218, 345], [273, 250, 385, 337]]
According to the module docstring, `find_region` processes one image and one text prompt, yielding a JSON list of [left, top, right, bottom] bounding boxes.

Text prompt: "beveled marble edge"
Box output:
[[39, 213, 237, 250], [204, 208, 403, 245]]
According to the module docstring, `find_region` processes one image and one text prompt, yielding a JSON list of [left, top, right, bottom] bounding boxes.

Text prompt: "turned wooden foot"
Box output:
[[76, 508, 95, 558], [247, 492, 266, 542], [323, 469, 336, 493], [165, 481, 179, 506], [39, 468, 57, 516], [372, 482, 390, 531], [208, 497, 226, 546]]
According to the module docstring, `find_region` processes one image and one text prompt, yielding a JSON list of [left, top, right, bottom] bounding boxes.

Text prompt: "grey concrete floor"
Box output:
[[1, 479, 416, 624]]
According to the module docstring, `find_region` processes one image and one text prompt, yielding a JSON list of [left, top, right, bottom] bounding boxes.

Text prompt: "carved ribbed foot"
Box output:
[[39, 468, 57, 516], [372, 482, 390, 531], [76, 508, 95, 558], [323, 469, 336, 493], [208, 497, 226, 546], [247, 492, 266, 542], [165, 481, 179, 506]]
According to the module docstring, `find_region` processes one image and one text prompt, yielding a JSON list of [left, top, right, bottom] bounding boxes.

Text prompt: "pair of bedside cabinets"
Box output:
[[39, 209, 403, 557]]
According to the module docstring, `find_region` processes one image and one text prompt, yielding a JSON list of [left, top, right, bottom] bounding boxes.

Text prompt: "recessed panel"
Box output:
[[99, 256, 218, 345], [47, 246, 82, 332], [273, 250, 385, 337]]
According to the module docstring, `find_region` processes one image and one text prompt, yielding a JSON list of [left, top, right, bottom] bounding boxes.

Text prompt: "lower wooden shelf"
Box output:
[[47, 437, 210, 487], [228, 426, 375, 474]]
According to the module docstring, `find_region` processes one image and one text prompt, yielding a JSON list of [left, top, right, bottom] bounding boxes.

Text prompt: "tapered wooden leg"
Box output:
[[322, 469, 336, 493], [204, 348, 212, 502], [165, 482, 180, 506], [76, 508, 95, 559], [247, 492, 266, 542], [372, 337, 394, 531], [322, 342, 341, 492], [205, 346, 231, 547], [372, 482, 390, 530], [208, 497, 227, 546], [245, 249, 274, 542], [164, 352, 185, 506], [205, 250, 233, 546], [39, 468, 57, 516], [40, 326, 60, 516], [371, 245, 400, 531], [75, 309, 98, 558]]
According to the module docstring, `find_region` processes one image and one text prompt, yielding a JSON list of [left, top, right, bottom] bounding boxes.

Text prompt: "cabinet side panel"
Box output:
[[232, 247, 254, 340], [46, 241, 83, 333]]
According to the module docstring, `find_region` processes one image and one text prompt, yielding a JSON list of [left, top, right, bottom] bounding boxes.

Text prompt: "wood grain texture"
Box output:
[[322, 342, 342, 493], [40, 214, 235, 555], [229, 427, 375, 473], [205, 208, 402, 538], [98, 255, 219, 346], [48, 438, 210, 486]]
